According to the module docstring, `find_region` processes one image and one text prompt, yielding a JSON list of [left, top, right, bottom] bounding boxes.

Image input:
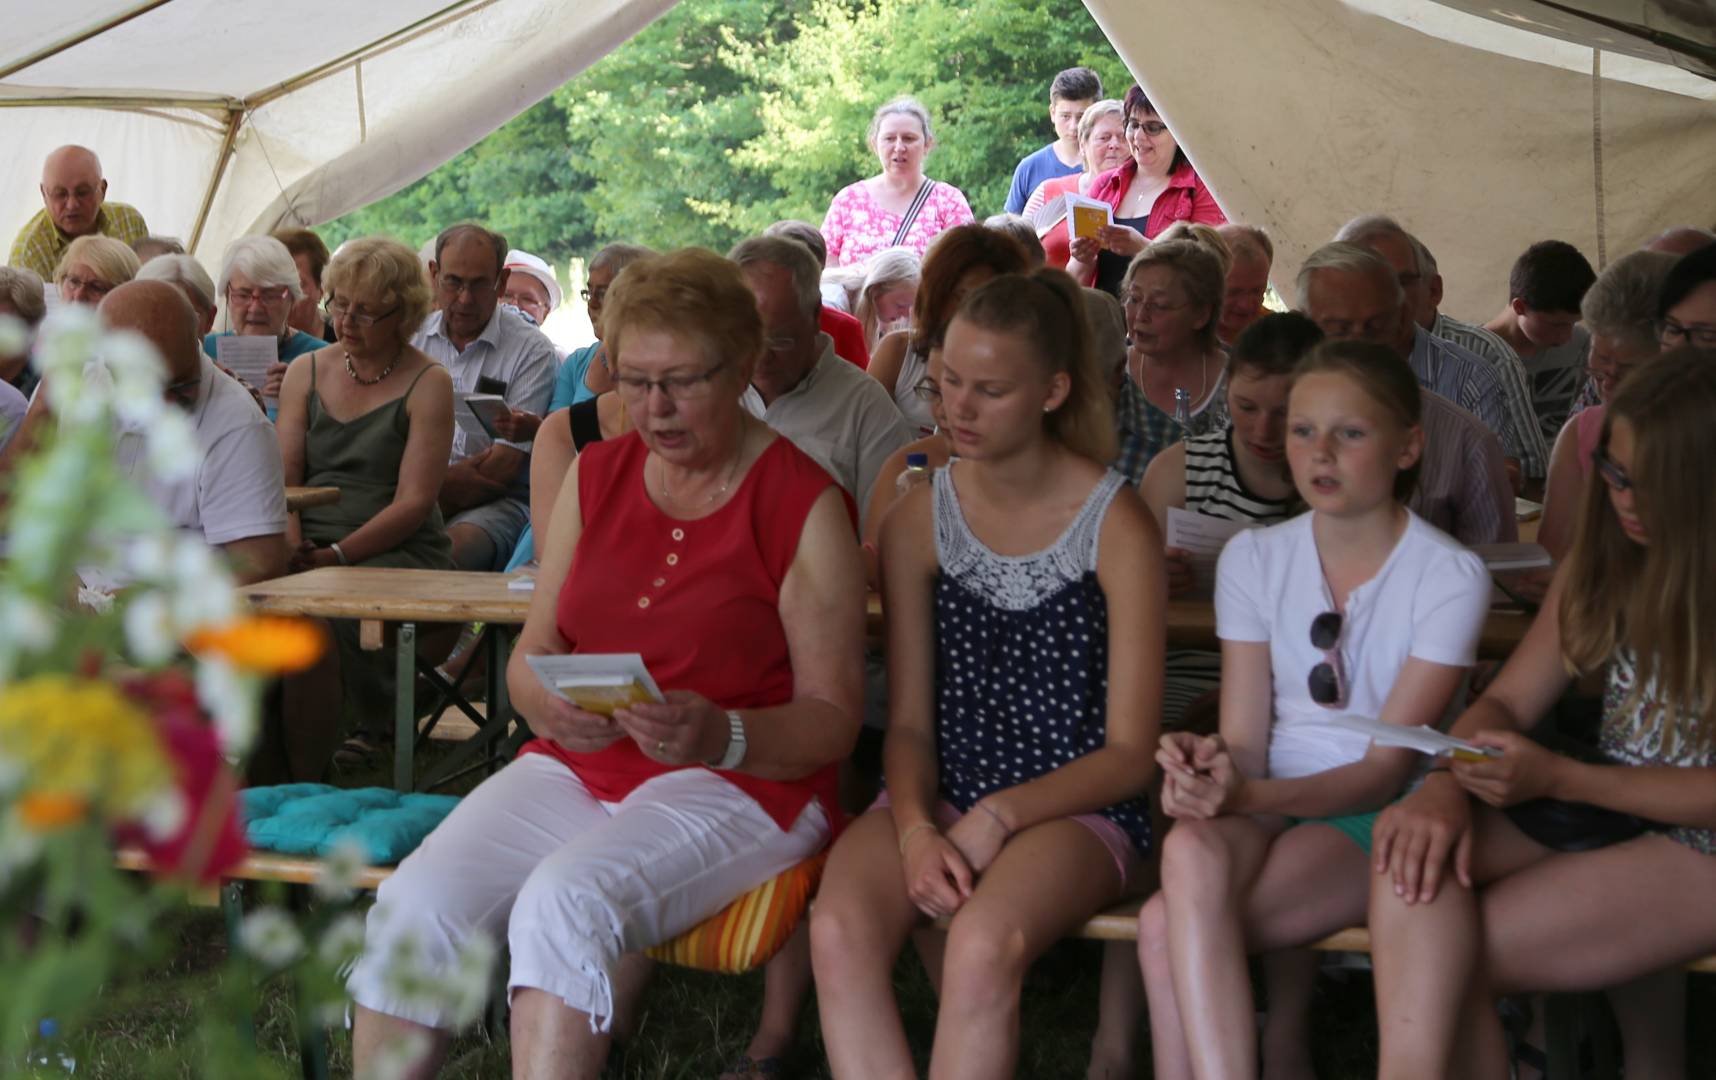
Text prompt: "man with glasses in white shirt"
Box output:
[[412, 223, 556, 571]]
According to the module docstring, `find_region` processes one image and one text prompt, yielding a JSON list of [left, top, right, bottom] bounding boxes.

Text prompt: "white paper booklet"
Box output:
[[525, 653, 665, 717], [215, 334, 278, 409], [452, 392, 508, 453], [1065, 194, 1113, 244], [1030, 193, 1070, 235], [1324, 714, 1500, 760], [1165, 507, 1260, 595], [506, 571, 535, 592]]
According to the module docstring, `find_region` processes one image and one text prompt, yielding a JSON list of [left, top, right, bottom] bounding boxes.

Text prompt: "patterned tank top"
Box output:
[[929, 464, 1152, 853], [1599, 649, 1716, 855]]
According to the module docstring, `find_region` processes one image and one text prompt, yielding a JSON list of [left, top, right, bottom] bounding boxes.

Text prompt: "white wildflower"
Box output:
[[122, 589, 179, 666], [314, 839, 370, 902], [0, 594, 57, 653], [367, 1029, 432, 1080], [99, 329, 166, 384], [136, 788, 187, 842], [0, 314, 28, 358], [0, 754, 23, 797], [444, 932, 498, 1027], [123, 535, 174, 582], [76, 584, 116, 614], [240, 906, 305, 969], [0, 815, 44, 887], [169, 537, 236, 628], [145, 408, 200, 484], [315, 911, 369, 970], [196, 656, 257, 755]]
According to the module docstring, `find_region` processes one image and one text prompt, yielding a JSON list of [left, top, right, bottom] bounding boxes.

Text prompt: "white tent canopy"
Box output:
[[1082, 0, 1716, 319], [1, 0, 675, 266]]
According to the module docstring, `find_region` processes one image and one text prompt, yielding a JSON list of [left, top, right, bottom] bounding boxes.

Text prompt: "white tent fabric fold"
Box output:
[[1, 0, 676, 265], [1081, 0, 1716, 319]]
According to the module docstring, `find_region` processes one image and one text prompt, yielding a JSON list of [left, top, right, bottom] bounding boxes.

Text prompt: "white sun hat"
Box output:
[[503, 249, 562, 312]]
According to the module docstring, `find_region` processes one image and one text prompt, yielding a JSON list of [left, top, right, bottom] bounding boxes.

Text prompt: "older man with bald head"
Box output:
[[10, 145, 150, 281], [99, 280, 287, 582]]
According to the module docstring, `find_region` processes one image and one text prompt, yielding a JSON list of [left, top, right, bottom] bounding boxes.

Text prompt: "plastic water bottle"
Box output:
[[896, 452, 932, 496], [1173, 387, 1192, 430], [29, 1019, 77, 1074]]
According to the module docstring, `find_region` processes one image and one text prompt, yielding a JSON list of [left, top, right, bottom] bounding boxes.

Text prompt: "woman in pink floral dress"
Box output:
[[821, 96, 975, 269]]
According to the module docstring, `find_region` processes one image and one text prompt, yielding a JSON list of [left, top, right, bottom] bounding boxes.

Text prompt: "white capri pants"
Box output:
[[346, 753, 828, 1031]]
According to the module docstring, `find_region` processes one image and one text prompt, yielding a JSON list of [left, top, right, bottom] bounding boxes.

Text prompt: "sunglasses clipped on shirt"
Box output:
[[1308, 610, 1347, 708]]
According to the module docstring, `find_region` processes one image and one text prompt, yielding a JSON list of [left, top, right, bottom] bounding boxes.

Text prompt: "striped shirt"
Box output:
[[1431, 313, 1549, 480], [1409, 326, 1515, 460], [1183, 430, 1296, 524], [8, 202, 149, 281], [1412, 390, 1517, 545]]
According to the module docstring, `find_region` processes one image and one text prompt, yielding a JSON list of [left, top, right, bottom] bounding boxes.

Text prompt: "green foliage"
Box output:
[[322, 0, 1131, 260]]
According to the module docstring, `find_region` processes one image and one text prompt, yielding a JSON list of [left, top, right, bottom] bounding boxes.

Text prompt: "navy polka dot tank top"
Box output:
[[931, 464, 1152, 855]]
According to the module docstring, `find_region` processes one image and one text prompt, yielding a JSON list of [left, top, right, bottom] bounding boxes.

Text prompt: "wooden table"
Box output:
[[284, 486, 341, 512], [865, 594, 1534, 658], [240, 567, 531, 791]]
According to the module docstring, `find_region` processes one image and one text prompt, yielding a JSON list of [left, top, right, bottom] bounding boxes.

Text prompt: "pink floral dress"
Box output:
[[820, 179, 975, 267]]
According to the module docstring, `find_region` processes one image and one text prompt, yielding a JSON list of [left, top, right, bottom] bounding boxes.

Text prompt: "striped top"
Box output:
[[1431, 312, 1550, 481], [1183, 430, 1297, 524]]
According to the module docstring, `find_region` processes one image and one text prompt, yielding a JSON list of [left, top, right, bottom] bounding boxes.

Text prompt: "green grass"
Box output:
[[70, 731, 1716, 1077]]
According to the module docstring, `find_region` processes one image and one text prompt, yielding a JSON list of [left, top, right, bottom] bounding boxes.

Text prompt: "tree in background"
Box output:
[[323, 0, 1130, 262]]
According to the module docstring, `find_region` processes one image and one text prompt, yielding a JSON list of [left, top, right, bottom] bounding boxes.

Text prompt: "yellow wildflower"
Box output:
[[0, 676, 172, 827]]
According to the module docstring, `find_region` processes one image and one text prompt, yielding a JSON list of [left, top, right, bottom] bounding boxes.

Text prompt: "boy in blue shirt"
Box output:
[[1003, 67, 1103, 214]]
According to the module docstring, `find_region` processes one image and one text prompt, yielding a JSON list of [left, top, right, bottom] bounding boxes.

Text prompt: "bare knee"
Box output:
[[1136, 892, 1171, 980], [1159, 819, 1237, 901], [940, 908, 1030, 1004], [810, 895, 894, 981]]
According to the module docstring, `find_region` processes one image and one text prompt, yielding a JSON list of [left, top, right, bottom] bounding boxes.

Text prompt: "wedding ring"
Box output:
[[656, 740, 666, 755]]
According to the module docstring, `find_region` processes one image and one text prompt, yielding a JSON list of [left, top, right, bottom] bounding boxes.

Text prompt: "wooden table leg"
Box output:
[[359, 619, 383, 651], [395, 622, 415, 792]]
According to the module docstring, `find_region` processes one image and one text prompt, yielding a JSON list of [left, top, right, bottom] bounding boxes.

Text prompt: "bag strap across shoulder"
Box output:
[[889, 179, 936, 248]]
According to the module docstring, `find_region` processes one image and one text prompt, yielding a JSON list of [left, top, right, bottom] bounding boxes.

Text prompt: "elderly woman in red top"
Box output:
[[1066, 86, 1226, 295], [347, 247, 865, 1079]]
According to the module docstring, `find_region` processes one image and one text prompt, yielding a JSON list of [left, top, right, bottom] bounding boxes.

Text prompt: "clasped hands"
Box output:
[[533, 687, 730, 764], [1156, 731, 1242, 819], [899, 800, 1013, 920]]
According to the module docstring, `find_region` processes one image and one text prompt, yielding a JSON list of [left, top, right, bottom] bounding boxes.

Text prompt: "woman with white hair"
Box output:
[[1022, 99, 1131, 270], [820, 96, 974, 269], [206, 234, 329, 403], [137, 253, 219, 337]]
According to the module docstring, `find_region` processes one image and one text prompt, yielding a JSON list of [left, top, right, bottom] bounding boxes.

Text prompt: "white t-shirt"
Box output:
[[115, 356, 287, 546], [1214, 510, 1490, 779]]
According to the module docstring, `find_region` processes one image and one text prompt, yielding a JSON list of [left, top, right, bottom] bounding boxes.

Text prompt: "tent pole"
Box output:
[[0, 0, 179, 82], [244, 0, 499, 110], [188, 109, 245, 253]]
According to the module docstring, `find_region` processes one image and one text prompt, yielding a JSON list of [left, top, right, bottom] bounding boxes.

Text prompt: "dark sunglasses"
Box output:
[[1308, 611, 1347, 708]]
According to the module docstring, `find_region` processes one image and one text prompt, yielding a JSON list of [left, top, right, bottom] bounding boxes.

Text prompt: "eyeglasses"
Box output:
[[228, 286, 292, 307], [60, 274, 113, 297], [613, 360, 728, 402], [1122, 292, 1187, 318], [911, 376, 941, 402], [436, 276, 498, 299], [1580, 361, 1638, 396], [163, 376, 201, 410], [579, 286, 609, 304], [1593, 446, 1633, 492], [325, 300, 400, 329], [1658, 317, 1716, 349], [1124, 118, 1169, 137], [1307, 611, 1347, 708]]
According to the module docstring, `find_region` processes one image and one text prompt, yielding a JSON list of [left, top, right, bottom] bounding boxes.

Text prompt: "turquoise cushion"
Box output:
[[241, 784, 460, 865]]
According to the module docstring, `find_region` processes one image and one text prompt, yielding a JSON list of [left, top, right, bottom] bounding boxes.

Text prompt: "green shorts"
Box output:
[[1287, 810, 1380, 855]]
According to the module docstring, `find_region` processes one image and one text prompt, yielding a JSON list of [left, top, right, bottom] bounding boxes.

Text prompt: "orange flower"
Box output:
[[186, 616, 325, 674], [18, 791, 89, 831]]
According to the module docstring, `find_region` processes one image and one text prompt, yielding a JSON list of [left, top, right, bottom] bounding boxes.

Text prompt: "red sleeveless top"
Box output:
[[519, 431, 852, 832]]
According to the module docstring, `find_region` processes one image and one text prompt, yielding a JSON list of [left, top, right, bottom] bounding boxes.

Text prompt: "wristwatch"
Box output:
[[712, 710, 747, 770]]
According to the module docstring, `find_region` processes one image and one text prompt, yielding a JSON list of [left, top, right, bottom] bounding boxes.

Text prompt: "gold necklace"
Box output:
[[658, 429, 746, 508]]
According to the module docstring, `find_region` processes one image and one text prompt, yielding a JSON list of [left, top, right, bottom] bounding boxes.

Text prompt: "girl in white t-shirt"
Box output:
[[1136, 340, 1491, 1079]]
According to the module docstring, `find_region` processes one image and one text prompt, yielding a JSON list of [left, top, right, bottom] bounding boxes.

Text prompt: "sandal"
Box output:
[[716, 1053, 786, 1080]]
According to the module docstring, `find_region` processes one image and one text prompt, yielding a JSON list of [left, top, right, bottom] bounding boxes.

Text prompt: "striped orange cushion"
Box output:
[[645, 851, 827, 974]]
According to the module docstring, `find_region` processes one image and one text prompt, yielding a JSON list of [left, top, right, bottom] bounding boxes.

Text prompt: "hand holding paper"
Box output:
[[1164, 508, 1259, 596], [1323, 713, 1500, 761]]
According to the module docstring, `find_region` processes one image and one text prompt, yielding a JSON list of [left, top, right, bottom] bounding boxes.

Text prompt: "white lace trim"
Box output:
[[933, 466, 1124, 612]]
